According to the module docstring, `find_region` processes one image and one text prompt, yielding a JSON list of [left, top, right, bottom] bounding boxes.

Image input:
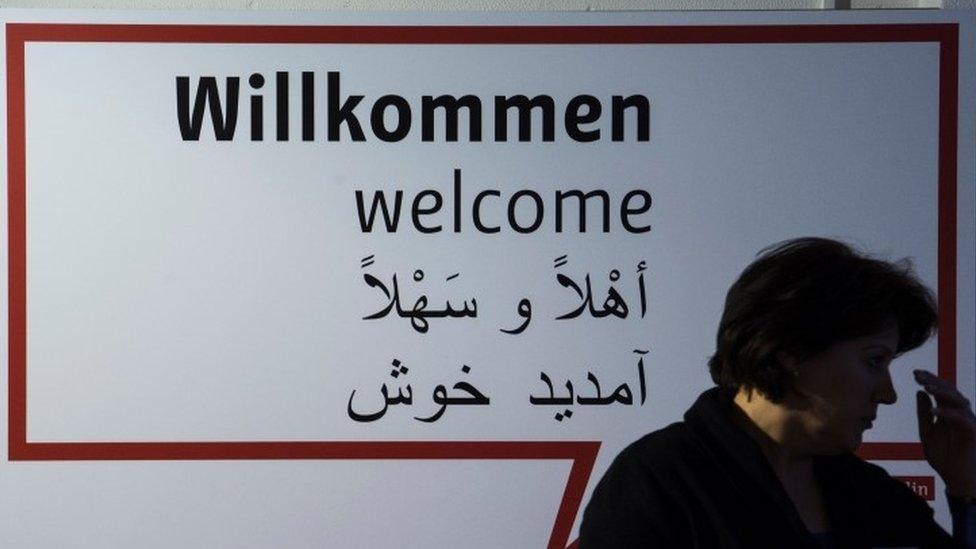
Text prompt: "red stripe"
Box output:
[[6, 24, 27, 461], [12, 440, 598, 461], [4, 22, 956, 45], [857, 442, 925, 461], [549, 443, 600, 549], [937, 25, 958, 386]]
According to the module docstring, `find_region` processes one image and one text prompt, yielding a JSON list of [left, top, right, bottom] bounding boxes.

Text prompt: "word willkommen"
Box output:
[[176, 71, 651, 143]]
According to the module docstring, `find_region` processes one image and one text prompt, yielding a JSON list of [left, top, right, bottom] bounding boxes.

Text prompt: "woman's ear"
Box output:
[[777, 351, 809, 403], [776, 351, 796, 371]]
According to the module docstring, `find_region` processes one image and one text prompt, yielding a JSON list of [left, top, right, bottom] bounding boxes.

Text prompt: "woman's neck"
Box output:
[[731, 388, 814, 482], [731, 388, 832, 534]]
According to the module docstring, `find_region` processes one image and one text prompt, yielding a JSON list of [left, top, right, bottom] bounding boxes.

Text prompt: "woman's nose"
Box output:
[[874, 371, 898, 405]]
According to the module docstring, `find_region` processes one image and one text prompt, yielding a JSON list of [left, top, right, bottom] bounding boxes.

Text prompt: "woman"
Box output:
[[579, 237, 976, 548]]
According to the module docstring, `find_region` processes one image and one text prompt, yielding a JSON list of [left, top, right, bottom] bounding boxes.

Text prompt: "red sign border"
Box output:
[[5, 23, 959, 549]]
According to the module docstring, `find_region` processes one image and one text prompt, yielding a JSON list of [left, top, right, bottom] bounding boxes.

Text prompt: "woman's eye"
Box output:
[[867, 357, 886, 370]]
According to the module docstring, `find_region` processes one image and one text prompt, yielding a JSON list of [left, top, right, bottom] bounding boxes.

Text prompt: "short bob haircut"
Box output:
[[708, 237, 938, 402]]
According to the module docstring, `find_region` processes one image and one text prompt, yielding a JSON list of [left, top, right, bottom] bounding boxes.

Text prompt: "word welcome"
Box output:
[[355, 169, 652, 234]]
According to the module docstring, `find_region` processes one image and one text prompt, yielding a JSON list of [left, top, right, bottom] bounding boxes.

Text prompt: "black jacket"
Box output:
[[579, 387, 956, 548]]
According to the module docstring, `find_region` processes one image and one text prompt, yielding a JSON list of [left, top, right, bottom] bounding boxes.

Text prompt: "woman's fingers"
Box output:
[[923, 383, 972, 409], [931, 406, 976, 425], [913, 369, 973, 410], [917, 390, 935, 440]]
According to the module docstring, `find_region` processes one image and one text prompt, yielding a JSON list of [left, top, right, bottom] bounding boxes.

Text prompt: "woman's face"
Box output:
[[784, 324, 900, 454]]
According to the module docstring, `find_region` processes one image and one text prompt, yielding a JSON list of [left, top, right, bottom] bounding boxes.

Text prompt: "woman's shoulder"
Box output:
[[580, 423, 701, 547], [612, 421, 702, 467], [589, 421, 708, 504]]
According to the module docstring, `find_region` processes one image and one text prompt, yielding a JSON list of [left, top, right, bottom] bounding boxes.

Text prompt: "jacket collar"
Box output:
[[683, 387, 819, 543]]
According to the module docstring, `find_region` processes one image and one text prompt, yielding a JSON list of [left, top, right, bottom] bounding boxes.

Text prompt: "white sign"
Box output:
[[2, 10, 974, 548]]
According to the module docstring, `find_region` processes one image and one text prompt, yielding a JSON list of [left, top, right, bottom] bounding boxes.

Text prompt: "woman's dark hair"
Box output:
[[707, 237, 937, 402]]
